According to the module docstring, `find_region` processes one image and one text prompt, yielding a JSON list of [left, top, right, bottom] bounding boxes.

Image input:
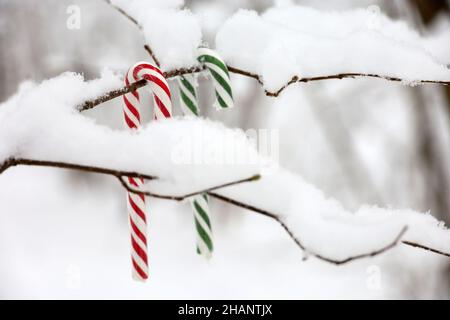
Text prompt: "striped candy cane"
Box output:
[[123, 61, 172, 281], [177, 75, 214, 259], [197, 47, 234, 110]]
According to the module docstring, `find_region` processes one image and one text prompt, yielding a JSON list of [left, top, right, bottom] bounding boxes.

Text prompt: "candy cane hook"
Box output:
[[122, 61, 172, 281]]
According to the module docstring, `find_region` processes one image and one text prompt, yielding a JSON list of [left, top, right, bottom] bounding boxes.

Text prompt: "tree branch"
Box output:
[[80, 79, 147, 111], [0, 157, 259, 203], [0, 156, 417, 265], [80, 71, 450, 111], [402, 240, 450, 258], [207, 192, 450, 262], [0, 157, 157, 180], [207, 192, 408, 264], [118, 174, 260, 200], [144, 45, 161, 68], [264, 73, 450, 97], [101, 0, 450, 107], [1, 156, 449, 263]]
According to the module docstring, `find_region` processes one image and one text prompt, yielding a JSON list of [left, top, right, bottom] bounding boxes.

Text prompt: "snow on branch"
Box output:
[[1, 72, 450, 265], [104, 0, 450, 100], [80, 68, 450, 112], [208, 191, 411, 265]]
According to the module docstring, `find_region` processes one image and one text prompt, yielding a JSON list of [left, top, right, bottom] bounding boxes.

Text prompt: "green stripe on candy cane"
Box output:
[[176, 74, 214, 259], [193, 196, 214, 258], [178, 74, 199, 116], [197, 47, 234, 110]]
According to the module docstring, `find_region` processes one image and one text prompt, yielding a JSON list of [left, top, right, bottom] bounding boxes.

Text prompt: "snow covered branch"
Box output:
[[208, 192, 410, 264], [0, 155, 416, 265], [80, 79, 147, 111], [1, 155, 449, 264], [80, 70, 450, 112], [208, 192, 450, 261], [103, 0, 450, 102]]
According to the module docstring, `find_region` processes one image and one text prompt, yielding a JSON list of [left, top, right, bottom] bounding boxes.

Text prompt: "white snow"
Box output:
[[216, 6, 450, 91], [109, 0, 202, 70], [1, 72, 450, 264], [107, 2, 450, 91], [216, 170, 450, 259]]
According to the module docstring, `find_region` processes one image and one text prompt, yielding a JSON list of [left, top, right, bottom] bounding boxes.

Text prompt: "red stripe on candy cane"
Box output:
[[129, 217, 147, 245], [128, 195, 147, 222], [132, 259, 148, 280], [123, 96, 141, 121]]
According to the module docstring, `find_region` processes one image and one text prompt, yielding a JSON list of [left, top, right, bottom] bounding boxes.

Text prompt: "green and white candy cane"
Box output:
[[191, 194, 214, 258], [197, 47, 234, 110], [177, 75, 214, 259]]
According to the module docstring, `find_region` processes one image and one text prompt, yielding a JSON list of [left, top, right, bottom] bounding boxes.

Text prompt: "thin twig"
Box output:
[[264, 73, 450, 97], [118, 174, 260, 200], [0, 158, 157, 180], [80, 79, 147, 111], [208, 192, 410, 264], [227, 66, 263, 84], [144, 45, 161, 68], [209, 192, 450, 260], [402, 240, 450, 258]]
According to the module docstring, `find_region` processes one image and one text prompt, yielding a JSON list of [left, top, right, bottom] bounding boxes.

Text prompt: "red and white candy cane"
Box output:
[[122, 61, 172, 281]]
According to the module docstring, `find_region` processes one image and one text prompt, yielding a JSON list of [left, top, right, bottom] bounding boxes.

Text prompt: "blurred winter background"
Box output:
[[0, 0, 450, 299]]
